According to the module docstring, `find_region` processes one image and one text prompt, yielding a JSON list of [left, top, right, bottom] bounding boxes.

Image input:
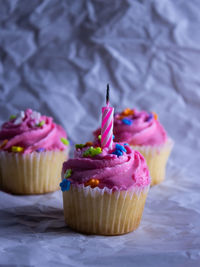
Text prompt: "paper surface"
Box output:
[[0, 0, 200, 266]]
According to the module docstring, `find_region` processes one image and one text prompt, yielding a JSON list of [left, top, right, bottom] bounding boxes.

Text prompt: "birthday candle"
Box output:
[[101, 84, 114, 149]]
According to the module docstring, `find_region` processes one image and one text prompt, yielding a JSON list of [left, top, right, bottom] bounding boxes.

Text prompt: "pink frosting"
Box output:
[[62, 142, 150, 190], [0, 109, 68, 154], [94, 109, 167, 146]]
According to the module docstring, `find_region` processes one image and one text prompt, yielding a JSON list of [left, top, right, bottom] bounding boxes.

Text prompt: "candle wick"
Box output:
[[106, 84, 109, 106]]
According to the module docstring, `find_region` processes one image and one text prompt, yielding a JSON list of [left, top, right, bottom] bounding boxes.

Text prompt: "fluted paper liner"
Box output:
[[63, 184, 149, 235], [0, 149, 68, 194], [131, 139, 174, 186]]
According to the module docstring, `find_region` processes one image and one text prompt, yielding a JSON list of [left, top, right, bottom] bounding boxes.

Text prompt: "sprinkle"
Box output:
[[124, 143, 129, 146], [36, 148, 45, 152], [11, 146, 24, 153], [98, 135, 101, 141], [60, 179, 71, 192], [116, 144, 127, 153], [83, 147, 94, 157], [122, 118, 133, 125], [0, 139, 8, 149], [91, 147, 102, 156], [84, 178, 100, 188], [118, 115, 126, 120], [112, 135, 115, 140], [121, 108, 134, 116], [61, 137, 69, 146], [75, 144, 85, 149], [112, 144, 127, 157], [64, 169, 72, 179], [146, 113, 153, 122], [83, 147, 102, 157], [9, 115, 16, 120], [37, 120, 45, 127], [30, 111, 41, 124], [112, 150, 123, 157], [85, 141, 93, 147], [83, 149, 91, 157], [118, 115, 123, 120], [152, 111, 158, 120], [13, 111, 25, 125]]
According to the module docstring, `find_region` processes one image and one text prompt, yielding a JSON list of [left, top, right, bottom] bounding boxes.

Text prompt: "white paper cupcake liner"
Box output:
[[131, 138, 174, 186], [0, 148, 69, 194], [63, 183, 150, 235]]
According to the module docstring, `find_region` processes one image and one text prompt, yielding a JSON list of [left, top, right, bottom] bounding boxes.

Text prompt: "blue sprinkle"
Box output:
[[36, 148, 45, 152], [112, 150, 123, 157], [146, 113, 153, 122], [122, 118, 133, 125], [112, 135, 115, 140], [116, 144, 127, 153], [60, 179, 71, 192], [124, 143, 129, 146]]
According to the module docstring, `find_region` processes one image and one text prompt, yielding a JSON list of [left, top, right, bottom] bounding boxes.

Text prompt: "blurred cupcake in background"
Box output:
[[94, 108, 173, 186], [0, 109, 69, 194]]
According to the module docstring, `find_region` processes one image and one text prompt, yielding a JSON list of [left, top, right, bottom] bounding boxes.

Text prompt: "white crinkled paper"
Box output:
[[0, 0, 200, 266]]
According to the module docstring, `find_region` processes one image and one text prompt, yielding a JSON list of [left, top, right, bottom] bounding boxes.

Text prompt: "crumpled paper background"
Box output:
[[0, 0, 200, 266]]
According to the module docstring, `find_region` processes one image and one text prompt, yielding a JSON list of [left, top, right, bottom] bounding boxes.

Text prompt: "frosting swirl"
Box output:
[[62, 142, 150, 190], [0, 109, 68, 154], [94, 109, 167, 146]]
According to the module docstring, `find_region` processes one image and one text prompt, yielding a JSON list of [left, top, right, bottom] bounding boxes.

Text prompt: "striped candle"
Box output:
[[101, 84, 114, 149]]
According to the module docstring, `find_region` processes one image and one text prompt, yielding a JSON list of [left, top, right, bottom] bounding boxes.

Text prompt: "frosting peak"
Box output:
[[0, 109, 68, 154], [61, 141, 150, 191], [94, 109, 167, 146]]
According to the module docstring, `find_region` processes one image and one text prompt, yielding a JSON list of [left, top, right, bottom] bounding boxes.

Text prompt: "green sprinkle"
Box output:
[[75, 144, 85, 149], [98, 135, 101, 141], [83, 146, 102, 157], [65, 169, 72, 178], [61, 137, 69, 146], [83, 147, 93, 157], [9, 115, 16, 120], [37, 120, 45, 127], [92, 147, 102, 156]]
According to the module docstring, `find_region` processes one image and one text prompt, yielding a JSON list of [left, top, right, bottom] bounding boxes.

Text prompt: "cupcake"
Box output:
[[60, 141, 150, 235], [94, 108, 173, 186], [0, 109, 69, 194]]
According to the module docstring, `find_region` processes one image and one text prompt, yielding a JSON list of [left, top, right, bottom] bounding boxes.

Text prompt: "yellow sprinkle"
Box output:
[[11, 146, 24, 153]]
